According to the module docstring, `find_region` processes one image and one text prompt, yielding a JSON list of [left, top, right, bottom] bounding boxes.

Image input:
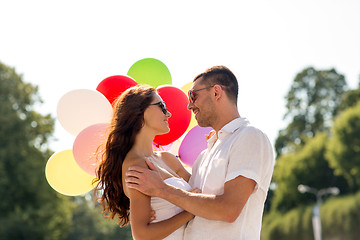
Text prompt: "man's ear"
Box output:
[[214, 85, 223, 100]]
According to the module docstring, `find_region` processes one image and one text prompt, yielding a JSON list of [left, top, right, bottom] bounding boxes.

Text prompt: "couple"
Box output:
[[94, 66, 274, 240]]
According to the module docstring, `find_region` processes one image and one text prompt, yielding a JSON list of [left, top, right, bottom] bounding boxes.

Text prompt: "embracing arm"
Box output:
[[126, 168, 256, 223], [124, 158, 193, 240], [128, 188, 193, 240], [162, 175, 255, 222]]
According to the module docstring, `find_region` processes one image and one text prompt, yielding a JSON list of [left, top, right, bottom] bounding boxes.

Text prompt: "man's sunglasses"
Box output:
[[188, 85, 215, 103], [150, 101, 168, 114]]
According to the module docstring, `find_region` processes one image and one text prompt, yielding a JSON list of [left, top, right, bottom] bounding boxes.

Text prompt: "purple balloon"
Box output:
[[179, 126, 213, 167]]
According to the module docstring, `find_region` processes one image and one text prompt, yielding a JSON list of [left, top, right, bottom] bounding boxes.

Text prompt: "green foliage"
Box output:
[[0, 61, 135, 239], [266, 67, 360, 239], [0, 62, 135, 239], [337, 86, 360, 113], [321, 192, 360, 239], [262, 191, 360, 240], [0, 62, 73, 239], [275, 67, 347, 157], [65, 196, 132, 240], [327, 102, 360, 191], [272, 132, 348, 212], [262, 206, 313, 240]]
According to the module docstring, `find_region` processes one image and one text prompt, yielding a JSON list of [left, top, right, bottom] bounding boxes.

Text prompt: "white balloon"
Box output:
[[57, 89, 113, 136]]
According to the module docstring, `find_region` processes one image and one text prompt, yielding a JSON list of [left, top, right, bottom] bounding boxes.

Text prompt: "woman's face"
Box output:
[[143, 94, 172, 135]]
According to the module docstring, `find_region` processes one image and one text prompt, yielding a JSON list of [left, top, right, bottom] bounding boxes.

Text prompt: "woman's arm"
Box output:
[[124, 159, 193, 240], [128, 187, 193, 240], [160, 152, 191, 182]]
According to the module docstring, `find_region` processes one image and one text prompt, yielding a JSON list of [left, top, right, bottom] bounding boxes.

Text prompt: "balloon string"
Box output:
[[152, 143, 161, 151]]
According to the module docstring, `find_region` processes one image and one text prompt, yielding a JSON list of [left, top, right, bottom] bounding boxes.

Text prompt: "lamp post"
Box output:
[[298, 185, 340, 240]]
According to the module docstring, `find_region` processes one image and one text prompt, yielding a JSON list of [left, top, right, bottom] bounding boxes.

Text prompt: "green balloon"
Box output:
[[127, 58, 172, 87]]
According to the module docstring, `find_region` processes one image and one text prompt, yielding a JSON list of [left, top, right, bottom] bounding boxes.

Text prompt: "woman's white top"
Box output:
[[148, 155, 192, 240]]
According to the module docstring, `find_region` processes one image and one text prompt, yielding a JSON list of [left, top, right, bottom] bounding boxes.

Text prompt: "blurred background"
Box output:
[[1, 0, 360, 239]]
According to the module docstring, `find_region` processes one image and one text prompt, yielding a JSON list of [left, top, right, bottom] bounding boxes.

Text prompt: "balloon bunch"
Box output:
[[45, 58, 213, 196]]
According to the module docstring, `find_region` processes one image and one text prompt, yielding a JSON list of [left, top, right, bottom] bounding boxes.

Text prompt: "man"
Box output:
[[126, 66, 274, 239]]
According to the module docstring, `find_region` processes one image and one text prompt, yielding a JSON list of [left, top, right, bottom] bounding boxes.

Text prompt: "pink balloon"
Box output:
[[73, 123, 109, 177], [178, 126, 213, 167]]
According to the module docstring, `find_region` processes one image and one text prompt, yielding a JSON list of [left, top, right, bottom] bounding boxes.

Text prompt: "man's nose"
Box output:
[[187, 101, 194, 110]]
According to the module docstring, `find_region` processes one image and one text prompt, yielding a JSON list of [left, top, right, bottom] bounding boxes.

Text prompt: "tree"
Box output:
[[65, 196, 133, 240], [262, 191, 360, 240], [327, 101, 360, 192], [275, 67, 347, 157], [0, 62, 72, 239], [337, 83, 360, 113], [271, 132, 348, 212]]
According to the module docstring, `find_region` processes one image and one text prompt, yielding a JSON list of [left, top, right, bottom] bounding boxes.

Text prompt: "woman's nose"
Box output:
[[166, 111, 172, 118]]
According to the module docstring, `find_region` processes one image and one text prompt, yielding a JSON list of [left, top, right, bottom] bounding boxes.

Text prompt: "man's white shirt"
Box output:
[[184, 118, 274, 240]]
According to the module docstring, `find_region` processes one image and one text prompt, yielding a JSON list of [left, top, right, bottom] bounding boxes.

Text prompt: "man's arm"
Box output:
[[125, 164, 256, 223]]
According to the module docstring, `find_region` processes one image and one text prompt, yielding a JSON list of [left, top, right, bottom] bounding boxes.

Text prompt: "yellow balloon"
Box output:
[[45, 150, 98, 196], [180, 82, 193, 93], [181, 82, 198, 131]]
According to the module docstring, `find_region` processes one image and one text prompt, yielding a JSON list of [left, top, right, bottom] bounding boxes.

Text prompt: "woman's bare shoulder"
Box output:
[[123, 154, 148, 171], [122, 154, 149, 199]]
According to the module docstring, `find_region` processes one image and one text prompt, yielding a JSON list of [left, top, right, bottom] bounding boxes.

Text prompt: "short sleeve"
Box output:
[[225, 126, 274, 193]]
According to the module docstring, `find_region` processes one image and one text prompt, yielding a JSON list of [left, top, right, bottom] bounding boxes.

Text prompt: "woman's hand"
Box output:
[[149, 209, 156, 222]]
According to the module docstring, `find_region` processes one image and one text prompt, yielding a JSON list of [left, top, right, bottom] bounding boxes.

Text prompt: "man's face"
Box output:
[[187, 78, 217, 127]]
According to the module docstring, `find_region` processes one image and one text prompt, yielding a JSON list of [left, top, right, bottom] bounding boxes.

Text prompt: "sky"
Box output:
[[1, 0, 360, 152]]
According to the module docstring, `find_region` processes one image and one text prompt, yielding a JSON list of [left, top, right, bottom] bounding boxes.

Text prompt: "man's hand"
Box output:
[[125, 158, 167, 197]]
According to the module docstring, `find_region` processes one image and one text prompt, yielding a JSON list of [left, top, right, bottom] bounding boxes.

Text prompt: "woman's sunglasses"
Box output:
[[150, 101, 168, 114]]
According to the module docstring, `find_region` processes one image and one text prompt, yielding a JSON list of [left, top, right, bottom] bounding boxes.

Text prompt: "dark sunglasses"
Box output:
[[150, 101, 168, 114], [188, 85, 214, 103]]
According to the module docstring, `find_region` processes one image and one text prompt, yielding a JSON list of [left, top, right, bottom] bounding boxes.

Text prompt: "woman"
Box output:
[[94, 85, 195, 240]]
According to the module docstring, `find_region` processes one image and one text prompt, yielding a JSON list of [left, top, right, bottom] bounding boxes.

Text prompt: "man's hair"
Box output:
[[194, 66, 238, 104]]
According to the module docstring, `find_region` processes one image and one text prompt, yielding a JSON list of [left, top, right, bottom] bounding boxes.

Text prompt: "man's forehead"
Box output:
[[191, 77, 205, 89]]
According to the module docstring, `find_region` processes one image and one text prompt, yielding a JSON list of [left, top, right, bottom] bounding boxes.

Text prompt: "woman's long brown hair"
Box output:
[[94, 85, 156, 226]]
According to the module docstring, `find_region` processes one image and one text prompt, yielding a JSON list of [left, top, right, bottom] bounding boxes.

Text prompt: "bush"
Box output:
[[262, 191, 360, 240]]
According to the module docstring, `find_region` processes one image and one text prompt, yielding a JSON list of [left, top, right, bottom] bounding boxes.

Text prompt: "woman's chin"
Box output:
[[156, 127, 170, 136]]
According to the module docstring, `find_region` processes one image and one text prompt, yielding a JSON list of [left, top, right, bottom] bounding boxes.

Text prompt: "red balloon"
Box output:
[[154, 86, 191, 146], [96, 75, 137, 105]]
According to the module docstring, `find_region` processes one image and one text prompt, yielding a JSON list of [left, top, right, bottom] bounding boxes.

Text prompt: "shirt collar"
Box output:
[[221, 117, 250, 134], [207, 117, 250, 145]]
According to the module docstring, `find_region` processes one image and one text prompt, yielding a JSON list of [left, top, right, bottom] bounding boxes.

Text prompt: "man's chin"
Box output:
[[197, 121, 210, 128]]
